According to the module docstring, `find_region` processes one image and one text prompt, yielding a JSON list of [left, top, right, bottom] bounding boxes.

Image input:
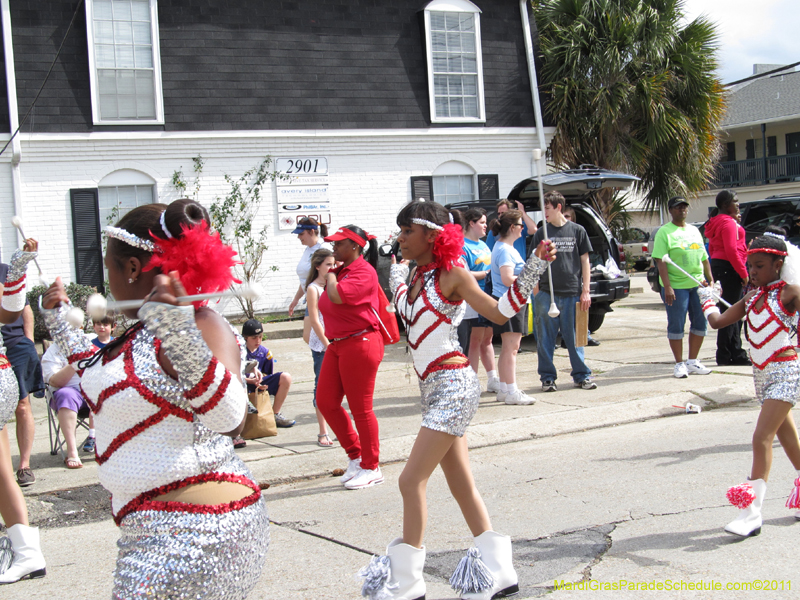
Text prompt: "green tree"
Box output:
[[533, 0, 725, 217]]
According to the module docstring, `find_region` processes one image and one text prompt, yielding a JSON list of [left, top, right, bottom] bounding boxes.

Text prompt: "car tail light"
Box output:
[[642, 245, 648, 253], [617, 242, 626, 264]]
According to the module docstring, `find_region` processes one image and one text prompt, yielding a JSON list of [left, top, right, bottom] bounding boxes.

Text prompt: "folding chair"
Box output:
[[44, 385, 91, 458]]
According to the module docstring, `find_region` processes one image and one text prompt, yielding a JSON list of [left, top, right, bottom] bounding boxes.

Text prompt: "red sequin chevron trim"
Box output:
[[2, 275, 24, 295], [114, 472, 261, 525], [751, 352, 798, 370], [185, 357, 219, 400], [417, 352, 470, 380], [193, 369, 231, 415]]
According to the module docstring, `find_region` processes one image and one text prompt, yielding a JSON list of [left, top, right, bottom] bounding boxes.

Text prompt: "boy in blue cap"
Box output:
[[242, 319, 296, 427]]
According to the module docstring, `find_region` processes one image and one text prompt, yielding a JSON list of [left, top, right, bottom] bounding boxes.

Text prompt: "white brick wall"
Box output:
[[2, 127, 552, 314]]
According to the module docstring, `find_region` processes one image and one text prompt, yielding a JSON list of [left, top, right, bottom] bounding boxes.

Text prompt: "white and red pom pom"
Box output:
[[785, 477, 800, 509], [727, 483, 756, 509]]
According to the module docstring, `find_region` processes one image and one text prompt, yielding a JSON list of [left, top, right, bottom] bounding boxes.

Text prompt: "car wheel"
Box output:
[[587, 311, 605, 332], [633, 260, 648, 272]]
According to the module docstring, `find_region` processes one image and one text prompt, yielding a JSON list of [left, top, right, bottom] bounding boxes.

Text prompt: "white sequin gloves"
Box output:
[[497, 254, 548, 318], [390, 263, 410, 298], [41, 304, 95, 369], [2, 249, 37, 312], [697, 285, 720, 319], [138, 302, 247, 433]]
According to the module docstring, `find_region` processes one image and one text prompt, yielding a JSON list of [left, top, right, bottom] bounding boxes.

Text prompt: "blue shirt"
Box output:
[[246, 344, 275, 377], [462, 238, 492, 291], [486, 222, 529, 258], [490, 242, 525, 297]]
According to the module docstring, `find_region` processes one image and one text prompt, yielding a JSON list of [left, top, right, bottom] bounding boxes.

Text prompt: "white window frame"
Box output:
[[423, 0, 486, 124], [85, 0, 165, 125]]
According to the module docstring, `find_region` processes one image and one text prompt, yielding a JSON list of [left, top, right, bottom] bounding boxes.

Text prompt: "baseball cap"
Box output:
[[242, 319, 263, 337], [668, 196, 690, 209], [291, 223, 318, 235]]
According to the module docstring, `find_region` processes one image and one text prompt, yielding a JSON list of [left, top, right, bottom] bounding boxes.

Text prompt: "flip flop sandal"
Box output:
[[317, 433, 334, 448], [65, 456, 83, 469]]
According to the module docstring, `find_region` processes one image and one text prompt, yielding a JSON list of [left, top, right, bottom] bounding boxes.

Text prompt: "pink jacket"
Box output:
[[705, 214, 747, 279]]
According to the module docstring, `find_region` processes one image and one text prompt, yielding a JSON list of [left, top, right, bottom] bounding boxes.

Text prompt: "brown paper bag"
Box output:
[[575, 302, 589, 348], [242, 390, 278, 439]]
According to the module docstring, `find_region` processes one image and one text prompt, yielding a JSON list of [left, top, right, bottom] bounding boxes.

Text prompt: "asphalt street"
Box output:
[[3, 273, 797, 599]]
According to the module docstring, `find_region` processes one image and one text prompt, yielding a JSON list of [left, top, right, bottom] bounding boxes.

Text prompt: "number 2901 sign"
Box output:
[[276, 157, 328, 176]]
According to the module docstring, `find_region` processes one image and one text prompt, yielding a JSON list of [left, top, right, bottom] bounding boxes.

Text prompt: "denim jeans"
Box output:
[[659, 286, 707, 340], [311, 349, 325, 407], [534, 291, 591, 383]]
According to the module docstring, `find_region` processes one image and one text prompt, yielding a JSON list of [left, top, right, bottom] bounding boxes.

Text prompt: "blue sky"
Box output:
[[683, 0, 799, 83]]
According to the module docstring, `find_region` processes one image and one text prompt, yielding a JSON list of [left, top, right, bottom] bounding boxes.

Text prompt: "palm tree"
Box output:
[[533, 0, 725, 218]]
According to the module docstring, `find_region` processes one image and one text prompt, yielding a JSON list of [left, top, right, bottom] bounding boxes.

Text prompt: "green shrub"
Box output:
[[26, 283, 98, 342]]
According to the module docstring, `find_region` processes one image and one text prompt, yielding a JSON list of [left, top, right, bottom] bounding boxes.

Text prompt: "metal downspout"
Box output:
[[1, 0, 23, 245], [519, 0, 548, 178]]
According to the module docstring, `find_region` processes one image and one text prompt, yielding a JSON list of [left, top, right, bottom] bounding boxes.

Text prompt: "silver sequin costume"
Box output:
[[390, 254, 546, 436], [1, 249, 37, 428], [42, 303, 268, 599], [746, 281, 800, 405]]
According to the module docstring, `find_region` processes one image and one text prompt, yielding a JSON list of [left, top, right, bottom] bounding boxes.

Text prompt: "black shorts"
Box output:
[[491, 300, 526, 334], [6, 339, 44, 400], [464, 315, 492, 328]]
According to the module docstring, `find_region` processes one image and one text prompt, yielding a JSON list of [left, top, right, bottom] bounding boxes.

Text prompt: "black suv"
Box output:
[[448, 166, 637, 332], [738, 193, 800, 246]]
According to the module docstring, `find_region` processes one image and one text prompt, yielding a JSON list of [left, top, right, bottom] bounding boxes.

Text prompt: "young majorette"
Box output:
[[40, 199, 269, 598], [699, 228, 800, 537], [358, 200, 554, 600], [0, 239, 46, 584]]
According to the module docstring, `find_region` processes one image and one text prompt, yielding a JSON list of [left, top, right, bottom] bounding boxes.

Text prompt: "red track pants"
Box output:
[[316, 330, 384, 471]]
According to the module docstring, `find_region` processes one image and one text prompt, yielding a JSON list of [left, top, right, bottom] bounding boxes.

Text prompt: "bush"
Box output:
[[26, 283, 98, 342]]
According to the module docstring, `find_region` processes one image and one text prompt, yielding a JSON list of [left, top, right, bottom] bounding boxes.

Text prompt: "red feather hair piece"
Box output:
[[145, 221, 241, 307], [432, 223, 464, 271]]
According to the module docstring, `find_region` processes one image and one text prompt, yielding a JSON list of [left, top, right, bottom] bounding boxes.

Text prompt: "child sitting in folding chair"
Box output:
[[41, 315, 114, 467]]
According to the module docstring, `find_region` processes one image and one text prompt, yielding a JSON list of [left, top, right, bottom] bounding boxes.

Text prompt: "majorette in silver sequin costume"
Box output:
[[745, 280, 800, 405], [42, 301, 268, 599], [390, 253, 547, 436], [1, 249, 38, 428]]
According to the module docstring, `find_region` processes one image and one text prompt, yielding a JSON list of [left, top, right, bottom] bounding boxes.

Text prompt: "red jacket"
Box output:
[[705, 214, 747, 279]]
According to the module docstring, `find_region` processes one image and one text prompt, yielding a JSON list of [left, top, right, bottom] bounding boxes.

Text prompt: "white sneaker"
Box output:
[[486, 377, 503, 393], [686, 360, 712, 375], [339, 457, 362, 484], [673, 362, 688, 378], [496, 390, 508, 402], [344, 467, 384, 490], [504, 390, 536, 405]]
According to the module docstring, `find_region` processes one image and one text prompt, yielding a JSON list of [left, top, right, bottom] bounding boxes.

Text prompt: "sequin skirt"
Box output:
[[113, 496, 269, 600], [418, 366, 480, 437], [753, 358, 800, 406], [0, 359, 18, 429]]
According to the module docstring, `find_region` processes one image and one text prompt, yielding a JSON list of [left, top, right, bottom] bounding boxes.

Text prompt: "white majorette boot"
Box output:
[[358, 537, 426, 600], [0, 524, 46, 584], [786, 471, 800, 520], [452, 530, 519, 600], [725, 478, 766, 537]]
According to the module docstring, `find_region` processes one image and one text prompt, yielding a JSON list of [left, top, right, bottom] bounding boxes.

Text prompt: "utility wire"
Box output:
[[0, 0, 85, 158]]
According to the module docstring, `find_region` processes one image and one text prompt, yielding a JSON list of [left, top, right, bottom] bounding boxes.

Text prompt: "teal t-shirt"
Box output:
[[652, 222, 708, 289]]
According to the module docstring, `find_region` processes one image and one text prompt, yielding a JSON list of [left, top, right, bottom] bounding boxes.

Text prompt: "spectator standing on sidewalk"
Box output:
[[485, 198, 537, 255], [652, 196, 715, 378], [287, 217, 328, 318], [705, 189, 751, 366], [562, 206, 600, 347], [0, 261, 43, 488], [533, 191, 597, 391]]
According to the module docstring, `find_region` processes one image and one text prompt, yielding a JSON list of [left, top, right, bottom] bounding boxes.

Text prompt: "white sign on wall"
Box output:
[[276, 157, 330, 230]]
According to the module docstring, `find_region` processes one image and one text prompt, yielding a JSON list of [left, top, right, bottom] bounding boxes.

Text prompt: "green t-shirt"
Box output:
[[652, 222, 708, 289]]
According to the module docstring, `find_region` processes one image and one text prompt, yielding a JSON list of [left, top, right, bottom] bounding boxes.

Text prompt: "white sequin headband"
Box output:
[[411, 218, 444, 231], [105, 226, 160, 253], [764, 231, 786, 240], [159, 210, 174, 239]]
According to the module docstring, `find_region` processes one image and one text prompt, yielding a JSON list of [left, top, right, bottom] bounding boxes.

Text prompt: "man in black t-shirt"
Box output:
[[0, 262, 43, 487], [532, 192, 597, 392]]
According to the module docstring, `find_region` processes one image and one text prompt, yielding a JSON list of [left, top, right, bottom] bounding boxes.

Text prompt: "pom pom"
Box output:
[[781, 240, 800, 287], [432, 223, 464, 271], [145, 220, 241, 308], [11, 215, 22, 229], [786, 477, 800, 509], [66, 307, 85, 330], [86, 293, 107, 321], [449, 547, 494, 593], [357, 555, 396, 600], [727, 483, 756, 509], [0, 536, 13, 574]]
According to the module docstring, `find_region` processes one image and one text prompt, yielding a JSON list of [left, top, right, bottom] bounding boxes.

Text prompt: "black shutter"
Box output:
[[477, 174, 499, 200], [410, 176, 434, 202], [746, 139, 755, 159], [70, 188, 104, 292], [725, 142, 736, 162], [767, 136, 777, 157]]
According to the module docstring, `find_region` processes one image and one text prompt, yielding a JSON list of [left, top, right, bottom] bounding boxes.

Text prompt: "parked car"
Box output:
[[738, 193, 800, 246], [619, 227, 651, 271]]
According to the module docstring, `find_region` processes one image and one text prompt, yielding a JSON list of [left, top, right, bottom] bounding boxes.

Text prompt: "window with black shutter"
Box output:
[[70, 188, 104, 292], [746, 139, 755, 160], [477, 174, 499, 200], [410, 176, 434, 202], [725, 142, 735, 162], [767, 136, 777, 157]]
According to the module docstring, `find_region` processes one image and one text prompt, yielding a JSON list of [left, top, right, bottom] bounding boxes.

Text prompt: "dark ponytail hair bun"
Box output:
[[160, 199, 211, 240]]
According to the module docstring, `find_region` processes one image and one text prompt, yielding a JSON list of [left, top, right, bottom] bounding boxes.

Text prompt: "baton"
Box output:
[[532, 149, 560, 318], [661, 255, 731, 308]]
